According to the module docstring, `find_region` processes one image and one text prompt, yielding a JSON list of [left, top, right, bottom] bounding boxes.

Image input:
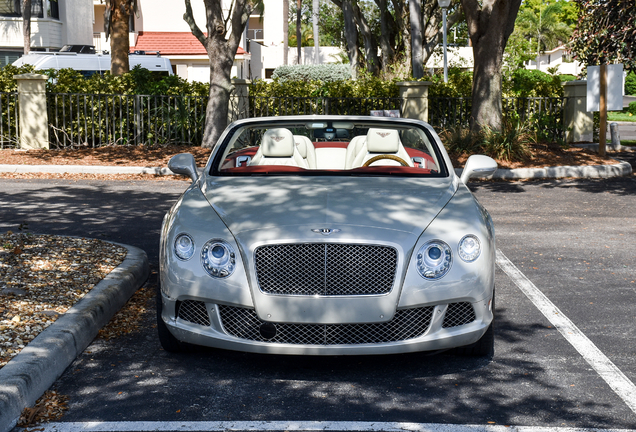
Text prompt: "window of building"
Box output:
[[265, 68, 275, 79], [0, 50, 22, 67], [0, 0, 58, 19]]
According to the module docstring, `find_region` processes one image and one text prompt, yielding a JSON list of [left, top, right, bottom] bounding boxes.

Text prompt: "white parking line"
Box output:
[[26, 421, 636, 432], [496, 249, 636, 414]]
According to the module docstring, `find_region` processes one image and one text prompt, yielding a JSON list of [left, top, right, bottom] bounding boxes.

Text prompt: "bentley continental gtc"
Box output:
[[158, 115, 497, 356]]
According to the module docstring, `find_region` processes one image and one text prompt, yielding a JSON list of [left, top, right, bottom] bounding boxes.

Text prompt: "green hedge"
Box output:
[[0, 64, 209, 96], [625, 71, 636, 96], [272, 64, 352, 82], [509, 69, 565, 98], [250, 74, 399, 99]]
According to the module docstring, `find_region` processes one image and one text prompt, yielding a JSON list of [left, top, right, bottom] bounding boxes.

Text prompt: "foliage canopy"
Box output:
[[570, 0, 636, 71]]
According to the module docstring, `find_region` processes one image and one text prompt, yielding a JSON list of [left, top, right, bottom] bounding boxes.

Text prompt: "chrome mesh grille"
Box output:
[[177, 300, 210, 326], [254, 243, 398, 296], [218, 305, 433, 345], [442, 302, 476, 328]]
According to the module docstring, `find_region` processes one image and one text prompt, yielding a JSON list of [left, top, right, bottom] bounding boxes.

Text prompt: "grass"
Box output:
[[607, 112, 636, 122], [621, 140, 636, 146]]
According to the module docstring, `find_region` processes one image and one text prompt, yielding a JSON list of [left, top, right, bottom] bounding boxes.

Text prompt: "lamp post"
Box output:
[[438, 0, 451, 83]]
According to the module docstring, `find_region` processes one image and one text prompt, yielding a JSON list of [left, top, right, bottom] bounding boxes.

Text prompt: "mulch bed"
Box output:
[[0, 143, 620, 178]]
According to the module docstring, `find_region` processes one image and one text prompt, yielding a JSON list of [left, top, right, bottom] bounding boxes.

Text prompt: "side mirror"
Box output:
[[460, 155, 497, 183], [168, 153, 199, 182]]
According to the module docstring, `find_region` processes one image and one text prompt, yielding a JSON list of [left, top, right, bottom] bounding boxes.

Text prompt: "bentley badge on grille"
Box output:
[[311, 228, 342, 236]]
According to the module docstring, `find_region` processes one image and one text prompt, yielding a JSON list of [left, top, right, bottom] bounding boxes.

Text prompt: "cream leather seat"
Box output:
[[344, 135, 366, 169], [293, 135, 317, 169], [351, 128, 414, 168], [249, 128, 307, 168]]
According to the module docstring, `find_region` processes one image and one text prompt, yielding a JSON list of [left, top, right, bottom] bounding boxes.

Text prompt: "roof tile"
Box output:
[[133, 31, 246, 56]]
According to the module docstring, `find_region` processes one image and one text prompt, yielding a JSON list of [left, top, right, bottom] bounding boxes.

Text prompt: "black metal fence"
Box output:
[[0, 90, 567, 148], [46, 93, 208, 148], [0, 92, 19, 148], [429, 96, 566, 142]]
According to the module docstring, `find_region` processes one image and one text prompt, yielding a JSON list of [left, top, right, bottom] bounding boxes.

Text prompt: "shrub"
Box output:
[[428, 68, 473, 97], [250, 74, 398, 99], [439, 126, 480, 156], [0, 64, 35, 92], [510, 69, 564, 98], [271, 64, 351, 82], [0, 65, 209, 96], [559, 74, 577, 82], [628, 101, 636, 115], [480, 119, 533, 161], [440, 119, 533, 163], [625, 71, 636, 96]]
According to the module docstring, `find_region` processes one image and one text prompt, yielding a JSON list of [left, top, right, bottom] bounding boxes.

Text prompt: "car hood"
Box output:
[[201, 176, 456, 240]]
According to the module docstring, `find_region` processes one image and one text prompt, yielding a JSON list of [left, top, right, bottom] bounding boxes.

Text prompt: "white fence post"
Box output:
[[14, 73, 49, 149], [563, 80, 593, 143], [396, 81, 433, 122]]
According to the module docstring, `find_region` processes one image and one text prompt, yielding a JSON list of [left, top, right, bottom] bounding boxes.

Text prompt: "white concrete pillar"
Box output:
[[563, 80, 593, 143], [14, 73, 49, 150], [396, 81, 433, 122]]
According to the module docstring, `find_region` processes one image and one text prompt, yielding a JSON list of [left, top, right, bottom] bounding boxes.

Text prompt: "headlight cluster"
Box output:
[[173, 234, 236, 278], [416, 235, 481, 280]]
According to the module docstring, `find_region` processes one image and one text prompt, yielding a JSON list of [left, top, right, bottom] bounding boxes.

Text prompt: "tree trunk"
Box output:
[[283, 0, 289, 65], [22, 0, 31, 55], [110, 0, 131, 76], [376, 0, 394, 69], [184, 0, 251, 148], [410, 0, 423, 78], [204, 42, 235, 149], [461, 0, 521, 132], [340, 0, 359, 78], [350, 0, 379, 75], [296, 0, 302, 64], [313, 0, 320, 64]]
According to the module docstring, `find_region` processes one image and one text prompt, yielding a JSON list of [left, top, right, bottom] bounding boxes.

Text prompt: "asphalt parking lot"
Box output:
[[1, 175, 635, 431]]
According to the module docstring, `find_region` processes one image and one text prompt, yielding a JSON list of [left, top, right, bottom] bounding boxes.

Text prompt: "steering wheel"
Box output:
[[362, 154, 409, 167]]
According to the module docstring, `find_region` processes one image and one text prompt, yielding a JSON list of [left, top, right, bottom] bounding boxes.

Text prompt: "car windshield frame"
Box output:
[[208, 116, 450, 178]]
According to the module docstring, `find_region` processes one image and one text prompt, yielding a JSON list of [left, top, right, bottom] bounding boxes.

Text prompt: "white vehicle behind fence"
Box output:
[[12, 45, 173, 77]]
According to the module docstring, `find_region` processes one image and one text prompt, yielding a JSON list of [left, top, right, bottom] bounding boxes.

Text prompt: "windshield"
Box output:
[[212, 119, 448, 177]]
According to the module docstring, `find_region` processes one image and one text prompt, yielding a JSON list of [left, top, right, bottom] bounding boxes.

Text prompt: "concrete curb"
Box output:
[[0, 164, 176, 176], [455, 158, 633, 180], [0, 242, 149, 432]]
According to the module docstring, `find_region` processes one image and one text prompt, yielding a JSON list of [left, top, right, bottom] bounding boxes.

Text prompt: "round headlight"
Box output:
[[201, 239, 236, 278], [174, 233, 195, 261], [416, 240, 452, 280], [458, 234, 481, 262]]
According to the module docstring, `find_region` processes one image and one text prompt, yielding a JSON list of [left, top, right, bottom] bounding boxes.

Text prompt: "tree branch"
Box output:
[[184, 0, 206, 46]]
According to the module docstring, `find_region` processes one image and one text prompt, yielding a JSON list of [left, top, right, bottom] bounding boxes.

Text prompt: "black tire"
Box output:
[[454, 289, 495, 357], [156, 283, 185, 353]]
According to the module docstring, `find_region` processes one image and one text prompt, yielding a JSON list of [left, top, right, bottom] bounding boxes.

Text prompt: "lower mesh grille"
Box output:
[[218, 305, 433, 345], [177, 300, 210, 326], [442, 302, 476, 328]]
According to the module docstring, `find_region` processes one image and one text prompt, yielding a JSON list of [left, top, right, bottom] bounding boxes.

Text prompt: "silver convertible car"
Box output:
[[158, 115, 497, 357]]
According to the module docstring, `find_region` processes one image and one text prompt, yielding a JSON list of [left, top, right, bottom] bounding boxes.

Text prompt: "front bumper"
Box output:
[[159, 293, 493, 355]]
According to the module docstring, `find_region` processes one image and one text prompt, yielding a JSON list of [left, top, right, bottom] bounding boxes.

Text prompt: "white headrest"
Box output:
[[293, 135, 313, 158], [262, 128, 295, 157], [366, 129, 399, 153]]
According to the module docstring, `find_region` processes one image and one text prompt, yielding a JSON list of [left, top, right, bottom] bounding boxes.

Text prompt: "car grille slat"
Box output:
[[255, 243, 398, 296], [442, 302, 476, 328], [219, 305, 433, 345]]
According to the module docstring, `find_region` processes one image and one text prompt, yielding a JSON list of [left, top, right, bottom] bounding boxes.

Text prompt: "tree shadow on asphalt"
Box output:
[[55, 303, 631, 429], [469, 174, 636, 196], [0, 179, 186, 262]]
